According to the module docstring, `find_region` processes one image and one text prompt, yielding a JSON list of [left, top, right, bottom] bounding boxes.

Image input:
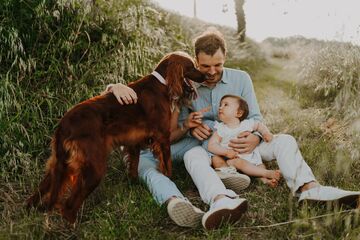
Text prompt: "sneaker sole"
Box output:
[[299, 195, 360, 209], [167, 201, 204, 227], [202, 199, 248, 230], [221, 176, 251, 194]]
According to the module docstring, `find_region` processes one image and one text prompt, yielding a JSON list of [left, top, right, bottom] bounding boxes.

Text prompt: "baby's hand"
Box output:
[[263, 133, 273, 142], [225, 149, 238, 159]]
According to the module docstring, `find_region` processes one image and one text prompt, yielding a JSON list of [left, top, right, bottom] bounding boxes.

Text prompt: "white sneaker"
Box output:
[[299, 185, 360, 208], [215, 166, 251, 193], [202, 196, 248, 230], [167, 198, 204, 227]]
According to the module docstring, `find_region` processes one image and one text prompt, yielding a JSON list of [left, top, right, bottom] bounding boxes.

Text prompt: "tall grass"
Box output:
[[1, 0, 196, 237], [297, 42, 360, 121], [262, 37, 360, 169], [262, 37, 360, 121], [0, 0, 191, 183]]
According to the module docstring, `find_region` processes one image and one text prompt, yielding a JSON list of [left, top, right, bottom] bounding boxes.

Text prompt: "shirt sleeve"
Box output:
[[241, 72, 263, 122]]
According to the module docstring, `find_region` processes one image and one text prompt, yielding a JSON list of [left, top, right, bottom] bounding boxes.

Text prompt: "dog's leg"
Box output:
[[61, 141, 107, 223], [151, 138, 172, 177], [126, 146, 140, 179], [160, 141, 172, 177], [26, 173, 51, 211], [47, 155, 67, 211]]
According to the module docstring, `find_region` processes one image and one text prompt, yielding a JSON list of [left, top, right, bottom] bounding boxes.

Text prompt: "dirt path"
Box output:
[[253, 61, 327, 135]]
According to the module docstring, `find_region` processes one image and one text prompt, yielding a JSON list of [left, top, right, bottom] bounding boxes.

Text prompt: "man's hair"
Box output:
[[220, 94, 249, 121], [193, 27, 227, 57]]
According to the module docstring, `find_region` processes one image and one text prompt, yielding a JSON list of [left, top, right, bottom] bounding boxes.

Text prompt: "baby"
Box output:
[[208, 95, 281, 187]]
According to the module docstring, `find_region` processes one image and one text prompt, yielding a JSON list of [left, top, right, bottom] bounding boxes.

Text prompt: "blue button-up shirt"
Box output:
[[180, 67, 262, 131]]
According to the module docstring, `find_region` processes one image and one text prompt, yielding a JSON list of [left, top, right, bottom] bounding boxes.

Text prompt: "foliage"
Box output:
[[2, 0, 359, 239], [297, 42, 360, 120], [262, 36, 360, 121], [0, 0, 190, 183]]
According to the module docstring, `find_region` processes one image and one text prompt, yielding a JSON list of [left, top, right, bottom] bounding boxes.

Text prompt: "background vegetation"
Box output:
[[1, 0, 359, 239]]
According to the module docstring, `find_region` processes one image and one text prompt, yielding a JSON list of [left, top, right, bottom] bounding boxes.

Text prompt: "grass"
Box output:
[[1, 0, 360, 239], [3, 62, 359, 239]]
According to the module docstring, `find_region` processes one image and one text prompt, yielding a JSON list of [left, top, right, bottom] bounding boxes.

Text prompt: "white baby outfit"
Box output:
[[214, 119, 262, 166]]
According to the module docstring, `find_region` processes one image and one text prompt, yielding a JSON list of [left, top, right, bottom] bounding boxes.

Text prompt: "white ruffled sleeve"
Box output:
[[214, 121, 225, 137]]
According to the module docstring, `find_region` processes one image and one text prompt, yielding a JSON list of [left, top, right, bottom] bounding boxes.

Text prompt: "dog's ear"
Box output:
[[166, 63, 183, 99]]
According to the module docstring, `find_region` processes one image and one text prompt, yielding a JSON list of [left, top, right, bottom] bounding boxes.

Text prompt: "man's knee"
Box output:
[[184, 146, 210, 169], [276, 134, 297, 148]]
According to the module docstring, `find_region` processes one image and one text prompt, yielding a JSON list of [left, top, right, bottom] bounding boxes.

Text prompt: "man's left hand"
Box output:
[[228, 131, 260, 154]]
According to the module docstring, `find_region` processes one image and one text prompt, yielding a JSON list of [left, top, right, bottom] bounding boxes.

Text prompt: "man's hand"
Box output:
[[190, 124, 212, 141], [184, 106, 211, 130], [184, 112, 203, 129], [102, 83, 138, 105], [228, 131, 260, 154]]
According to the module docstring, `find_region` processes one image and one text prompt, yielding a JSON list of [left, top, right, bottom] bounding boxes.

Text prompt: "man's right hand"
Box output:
[[190, 123, 212, 141], [102, 83, 138, 105]]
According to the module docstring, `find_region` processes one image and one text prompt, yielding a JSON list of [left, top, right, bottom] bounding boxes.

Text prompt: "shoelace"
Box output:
[[215, 166, 237, 174]]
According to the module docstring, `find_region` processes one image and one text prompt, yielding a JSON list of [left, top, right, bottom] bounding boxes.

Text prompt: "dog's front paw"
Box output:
[[61, 207, 77, 224]]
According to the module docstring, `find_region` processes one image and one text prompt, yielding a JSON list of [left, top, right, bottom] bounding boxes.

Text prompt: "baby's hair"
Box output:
[[220, 95, 249, 121]]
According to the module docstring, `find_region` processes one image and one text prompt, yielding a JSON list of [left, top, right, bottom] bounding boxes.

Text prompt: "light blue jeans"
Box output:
[[138, 137, 200, 205]]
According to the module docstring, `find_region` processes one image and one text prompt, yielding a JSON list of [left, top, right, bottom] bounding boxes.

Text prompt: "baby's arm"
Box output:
[[253, 121, 273, 142], [208, 132, 237, 158]]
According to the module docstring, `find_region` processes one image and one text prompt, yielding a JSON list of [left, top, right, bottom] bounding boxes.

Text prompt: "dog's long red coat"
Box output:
[[26, 52, 206, 223]]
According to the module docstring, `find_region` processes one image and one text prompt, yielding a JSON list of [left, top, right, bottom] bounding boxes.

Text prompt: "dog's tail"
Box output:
[[26, 126, 69, 211], [45, 126, 70, 210]]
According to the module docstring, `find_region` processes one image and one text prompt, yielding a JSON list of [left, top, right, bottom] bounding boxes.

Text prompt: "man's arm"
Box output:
[[241, 72, 262, 121], [254, 122, 273, 142]]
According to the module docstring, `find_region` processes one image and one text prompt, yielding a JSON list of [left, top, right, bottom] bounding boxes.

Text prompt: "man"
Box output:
[[106, 28, 360, 230], [182, 28, 360, 226]]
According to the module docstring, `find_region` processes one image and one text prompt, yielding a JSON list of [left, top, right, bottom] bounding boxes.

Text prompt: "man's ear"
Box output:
[[195, 57, 199, 68]]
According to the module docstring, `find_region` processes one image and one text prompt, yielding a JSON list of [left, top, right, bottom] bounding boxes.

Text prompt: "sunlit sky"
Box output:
[[152, 0, 360, 45]]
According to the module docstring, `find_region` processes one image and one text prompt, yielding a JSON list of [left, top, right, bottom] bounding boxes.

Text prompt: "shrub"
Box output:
[[0, 0, 191, 182], [297, 42, 360, 120]]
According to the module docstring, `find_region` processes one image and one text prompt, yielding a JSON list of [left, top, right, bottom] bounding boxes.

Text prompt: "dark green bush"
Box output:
[[0, 0, 191, 182]]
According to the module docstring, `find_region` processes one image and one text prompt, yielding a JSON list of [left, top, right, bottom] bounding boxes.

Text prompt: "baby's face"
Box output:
[[218, 97, 241, 122]]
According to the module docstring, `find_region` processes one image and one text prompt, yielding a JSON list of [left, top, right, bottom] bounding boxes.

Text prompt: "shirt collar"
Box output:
[[195, 68, 229, 89]]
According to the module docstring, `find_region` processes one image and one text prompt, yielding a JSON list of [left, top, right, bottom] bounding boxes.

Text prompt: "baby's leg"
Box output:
[[227, 160, 280, 180], [211, 155, 228, 168]]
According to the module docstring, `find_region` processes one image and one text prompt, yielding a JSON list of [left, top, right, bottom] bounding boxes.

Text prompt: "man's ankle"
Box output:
[[300, 181, 319, 192], [165, 196, 178, 205], [213, 194, 229, 203]]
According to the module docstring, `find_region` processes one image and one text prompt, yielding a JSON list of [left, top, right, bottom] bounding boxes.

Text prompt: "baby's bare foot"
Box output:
[[260, 177, 278, 188], [265, 170, 281, 180]]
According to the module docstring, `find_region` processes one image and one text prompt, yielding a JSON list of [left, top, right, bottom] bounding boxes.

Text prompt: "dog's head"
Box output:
[[154, 51, 206, 104]]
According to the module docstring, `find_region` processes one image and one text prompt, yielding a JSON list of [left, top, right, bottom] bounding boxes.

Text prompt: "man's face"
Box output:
[[195, 48, 225, 88]]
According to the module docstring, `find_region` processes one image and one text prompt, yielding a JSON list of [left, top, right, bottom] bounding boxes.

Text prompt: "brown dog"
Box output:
[[26, 51, 206, 223]]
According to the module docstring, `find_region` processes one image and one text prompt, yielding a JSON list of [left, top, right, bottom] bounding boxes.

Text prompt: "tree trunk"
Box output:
[[234, 0, 246, 42], [193, 0, 197, 18]]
